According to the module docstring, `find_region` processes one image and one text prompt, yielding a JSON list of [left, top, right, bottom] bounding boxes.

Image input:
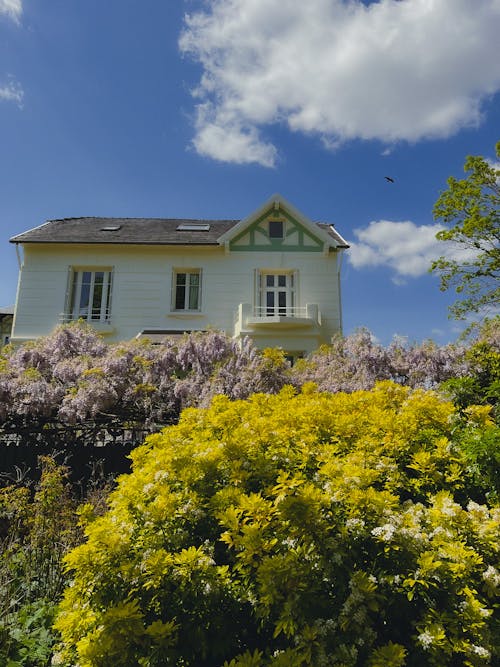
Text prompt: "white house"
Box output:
[[9, 194, 349, 356]]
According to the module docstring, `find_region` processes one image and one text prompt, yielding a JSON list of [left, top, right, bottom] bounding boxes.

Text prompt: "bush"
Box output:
[[55, 383, 499, 666], [291, 328, 469, 393], [0, 458, 83, 665], [0, 324, 291, 429], [0, 457, 112, 666]]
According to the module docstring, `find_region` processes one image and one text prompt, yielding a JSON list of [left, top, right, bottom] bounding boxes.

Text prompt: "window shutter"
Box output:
[[254, 269, 261, 313], [293, 269, 299, 308], [64, 267, 73, 322], [106, 269, 114, 320], [170, 269, 176, 311], [198, 268, 203, 311]]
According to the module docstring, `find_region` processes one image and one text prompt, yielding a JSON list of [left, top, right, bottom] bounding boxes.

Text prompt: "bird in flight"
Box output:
[[384, 176, 395, 183]]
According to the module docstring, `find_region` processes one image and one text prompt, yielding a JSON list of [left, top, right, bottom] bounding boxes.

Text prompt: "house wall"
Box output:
[[11, 243, 343, 353]]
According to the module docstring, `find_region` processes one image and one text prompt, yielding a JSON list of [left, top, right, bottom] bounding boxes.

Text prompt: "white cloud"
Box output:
[[348, 219, 477, 281], [193, 104, 277, 166], [486, 158, 500, 176], [179, 0, 500, 166], [0, 0, 22, 22], [0, 3, 23, 106], [0, 79, 23, 106]]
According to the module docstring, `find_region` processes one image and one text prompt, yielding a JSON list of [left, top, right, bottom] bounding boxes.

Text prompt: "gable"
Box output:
[[217, 193, 347, 254], [229, 206, 325, 252]]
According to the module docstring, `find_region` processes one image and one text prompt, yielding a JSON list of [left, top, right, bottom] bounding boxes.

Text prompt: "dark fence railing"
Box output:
[[0, 419, 162, 487]]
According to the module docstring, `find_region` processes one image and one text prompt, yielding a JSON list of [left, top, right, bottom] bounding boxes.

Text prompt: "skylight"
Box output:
[[100, 225, 122, 232], [176, 224, 211, 231]]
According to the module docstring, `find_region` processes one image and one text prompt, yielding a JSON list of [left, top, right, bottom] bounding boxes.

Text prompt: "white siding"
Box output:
[[12, 243, 344, 353]]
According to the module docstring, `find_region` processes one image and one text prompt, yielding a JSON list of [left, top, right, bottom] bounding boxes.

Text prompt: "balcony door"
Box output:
[[260, 272, 295, 316]]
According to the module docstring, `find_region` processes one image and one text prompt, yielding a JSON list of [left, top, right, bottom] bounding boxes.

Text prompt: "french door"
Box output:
[[260, 272, 295, 316]]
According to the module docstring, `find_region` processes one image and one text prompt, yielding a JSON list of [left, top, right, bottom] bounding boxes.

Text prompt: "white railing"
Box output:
[[252, 306, 309, 318], [59, 310, 112, 324]]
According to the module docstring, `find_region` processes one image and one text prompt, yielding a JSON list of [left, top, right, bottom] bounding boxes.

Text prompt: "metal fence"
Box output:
[[0, 418, 157, 488]]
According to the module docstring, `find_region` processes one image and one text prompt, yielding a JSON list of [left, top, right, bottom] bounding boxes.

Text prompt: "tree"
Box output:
[[431, 141, 500, 321], [54, 384, 499, 666]]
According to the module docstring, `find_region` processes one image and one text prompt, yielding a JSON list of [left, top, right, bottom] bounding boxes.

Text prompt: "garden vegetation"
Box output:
[[0, 320, 499, 666]]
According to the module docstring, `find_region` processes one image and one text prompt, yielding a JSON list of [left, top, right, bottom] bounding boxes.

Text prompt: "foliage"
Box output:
[[292, 328, 469, 393], [0, 457, 110, 666], [3, 323, 498, 437], [0, 600, 57, 667], [0, 323, 292, 430], [430, 141, 500, 321], [441, 317, 500, 416], [55, 383, 500, 666], [0, 458, 76, 665]]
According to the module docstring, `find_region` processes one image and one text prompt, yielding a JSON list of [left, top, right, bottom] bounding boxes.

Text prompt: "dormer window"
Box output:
[[269, 220, 283, 239]]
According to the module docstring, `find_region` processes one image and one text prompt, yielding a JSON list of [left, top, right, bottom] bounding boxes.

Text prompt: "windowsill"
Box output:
[[168, 312, 205, 318]]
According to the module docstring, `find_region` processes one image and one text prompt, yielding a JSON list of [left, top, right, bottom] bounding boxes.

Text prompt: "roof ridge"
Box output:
[[46, 216, 241, 223]]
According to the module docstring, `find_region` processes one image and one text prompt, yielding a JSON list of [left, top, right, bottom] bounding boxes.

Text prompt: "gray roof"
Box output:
[[10, 217, 239, 246], [10, 217, 348, 248]]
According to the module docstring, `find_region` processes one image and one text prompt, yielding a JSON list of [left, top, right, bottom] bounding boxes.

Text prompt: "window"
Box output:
[[68, 269, 113, 322], [176, 223, 211, 231], [285, 352, 304, 366], [173, 270, 201, 311], [259, 271, 295, 316], [269, 220, 284, 239]]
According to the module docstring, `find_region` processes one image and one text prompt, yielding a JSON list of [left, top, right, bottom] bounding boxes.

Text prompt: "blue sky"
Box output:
[[1, 0, 499, 345]]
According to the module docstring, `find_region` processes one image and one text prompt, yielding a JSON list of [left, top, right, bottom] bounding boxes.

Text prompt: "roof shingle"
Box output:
[[10, 217, 239, 245], [10, 216, 348, 248]]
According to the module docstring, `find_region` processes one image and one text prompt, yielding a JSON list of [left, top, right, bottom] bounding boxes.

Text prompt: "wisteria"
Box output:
[[292, 327, 471, 393], [0, 324, 292, 428], [0, 320, 498, 431]]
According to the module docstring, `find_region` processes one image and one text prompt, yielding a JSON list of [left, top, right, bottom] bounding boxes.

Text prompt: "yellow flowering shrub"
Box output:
[[55, 382, 499, 666]]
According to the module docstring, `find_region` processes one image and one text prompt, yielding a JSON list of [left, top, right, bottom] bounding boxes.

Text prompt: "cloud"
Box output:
[[0, 79, 23, 106], [0, 0, 22, 22], [193, 104, 277, 167], [0, 3, 23, 106], [179, 0, 500, 166], [348, 219, 477, 282]]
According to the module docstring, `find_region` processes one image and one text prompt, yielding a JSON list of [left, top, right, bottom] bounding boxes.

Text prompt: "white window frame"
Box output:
[[67, 268, 113, 323], [257, 270, 297, 316], [172, 269, 202, 312]]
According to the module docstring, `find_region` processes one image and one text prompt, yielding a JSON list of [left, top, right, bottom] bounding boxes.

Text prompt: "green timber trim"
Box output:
[[229, 207, 325, 252]]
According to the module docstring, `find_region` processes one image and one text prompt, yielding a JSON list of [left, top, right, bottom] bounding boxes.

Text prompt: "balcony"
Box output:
[[234, 303, 321, 336], [59, 312, 115, 335]]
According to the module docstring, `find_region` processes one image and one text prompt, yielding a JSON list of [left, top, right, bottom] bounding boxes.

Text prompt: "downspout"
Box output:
[[15, 242, 23, 269], [10, 243, 24, 342], [337, 248, 345, 335]]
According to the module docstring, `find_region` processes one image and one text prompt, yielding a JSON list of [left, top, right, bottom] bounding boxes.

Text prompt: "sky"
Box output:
[[0, 0, 499, 345]]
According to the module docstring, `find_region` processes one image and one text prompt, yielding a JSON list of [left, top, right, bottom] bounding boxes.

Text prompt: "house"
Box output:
[[9, 194, 349, 356], [0, 306, 14, 346]]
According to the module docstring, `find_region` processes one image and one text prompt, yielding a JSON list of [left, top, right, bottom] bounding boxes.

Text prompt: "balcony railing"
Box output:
[[234, 303, 321, 336], [252, 306, 309, 318], [59, 312, 115, 334], [60, 310, 112, 324]]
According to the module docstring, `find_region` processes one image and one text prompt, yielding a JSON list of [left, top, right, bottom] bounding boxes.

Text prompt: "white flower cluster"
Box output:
[[482, 565, 500, 588], [470, 644, 490, 659], [345, 517, 365, 534], [417, 630, 433, 649], [371, 522, 396, 541]]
